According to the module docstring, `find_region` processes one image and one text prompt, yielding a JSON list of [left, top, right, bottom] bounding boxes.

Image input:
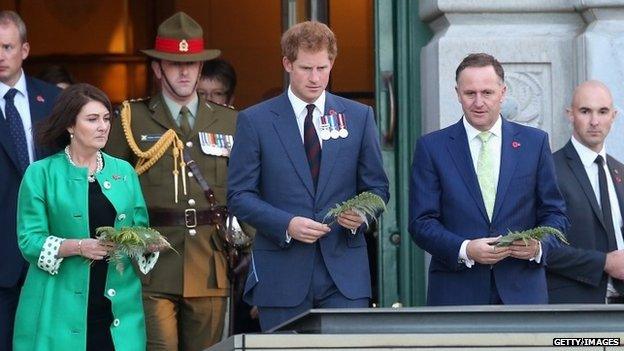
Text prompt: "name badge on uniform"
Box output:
[[140, 134, 163, 142], [199, 132, 233, 157]]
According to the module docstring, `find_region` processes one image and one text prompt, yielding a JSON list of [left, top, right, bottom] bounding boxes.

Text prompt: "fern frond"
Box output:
[[96, 226, 174, 273], [495, 226, 568, 247], [323, 192, 386, 227]]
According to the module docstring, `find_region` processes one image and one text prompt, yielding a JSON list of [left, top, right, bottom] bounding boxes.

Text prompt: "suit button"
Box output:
[[107, 288, 116, 297], [112, 319, 120, 327], [117, 214, 126, 221], [186, 141, 193, 148], [103, 181, 111, 190]]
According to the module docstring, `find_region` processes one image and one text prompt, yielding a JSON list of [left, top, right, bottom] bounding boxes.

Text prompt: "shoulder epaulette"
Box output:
[[205, 100, 236, 111], [126, 96, 150, 103]]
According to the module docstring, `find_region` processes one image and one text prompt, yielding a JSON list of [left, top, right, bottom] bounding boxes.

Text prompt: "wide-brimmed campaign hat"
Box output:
[[141, 12, 220, 62]]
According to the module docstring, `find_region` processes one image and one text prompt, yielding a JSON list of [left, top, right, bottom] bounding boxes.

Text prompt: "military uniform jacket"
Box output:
[[107, 93, 237, 297]]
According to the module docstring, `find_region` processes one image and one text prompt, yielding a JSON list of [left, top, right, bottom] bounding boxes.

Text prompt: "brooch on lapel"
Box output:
[[36, 95, 45, 103], [512, 141, 521, 149], [613, 169, 622, 183], [320, 109, 349, 140]]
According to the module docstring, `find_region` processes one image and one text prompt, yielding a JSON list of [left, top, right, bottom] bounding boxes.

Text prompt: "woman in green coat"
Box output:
[[14, 84, 158, 351]]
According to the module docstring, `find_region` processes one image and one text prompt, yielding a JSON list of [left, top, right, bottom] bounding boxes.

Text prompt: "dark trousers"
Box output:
[[0, 284, 21, 351], [258, 244, 369, 331]]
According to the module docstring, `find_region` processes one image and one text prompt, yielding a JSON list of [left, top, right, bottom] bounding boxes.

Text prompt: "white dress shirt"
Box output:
[[0, 70, 35, 163], [570, 136, 624, 296], [458, 116, 541, 267], [287, 85, 325, 147], [284, 87, 326, 242]]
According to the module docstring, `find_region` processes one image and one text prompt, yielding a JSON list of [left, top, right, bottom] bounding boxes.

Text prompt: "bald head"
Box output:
[[567, 80, 617, 152]]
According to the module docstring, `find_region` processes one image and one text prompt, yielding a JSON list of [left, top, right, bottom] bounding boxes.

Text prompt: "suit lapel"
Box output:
[[191, 99, 219, 137], [492, 119, 520, 221], [446, 120, 489, 222], [565, 142, 605, 231], [315, 93, 345, 201], [25, 77, 47, 160], [608, 155, 624, 245], [0, 111, 21, 172], [271, 94, 315, 197], [148, 94, 178, 131]]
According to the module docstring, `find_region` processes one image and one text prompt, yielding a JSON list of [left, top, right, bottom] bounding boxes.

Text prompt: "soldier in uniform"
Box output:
[[106, 12, 235, 350]]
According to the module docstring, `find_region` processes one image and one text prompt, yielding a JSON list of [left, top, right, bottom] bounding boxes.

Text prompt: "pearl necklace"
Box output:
[[65, 145, 103, 183]]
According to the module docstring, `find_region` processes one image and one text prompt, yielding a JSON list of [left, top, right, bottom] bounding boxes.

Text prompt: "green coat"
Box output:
[[106, 94, 237, 297], [13, 152, 149, 351]]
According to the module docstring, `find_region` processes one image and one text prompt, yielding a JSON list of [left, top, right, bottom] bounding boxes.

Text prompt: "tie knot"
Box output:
[[180, 106, 190, 116], [305, 104, 315, 117], [477, 131, 492, 144], [4, 88, 18, 102], [595, 155, 605, 166]]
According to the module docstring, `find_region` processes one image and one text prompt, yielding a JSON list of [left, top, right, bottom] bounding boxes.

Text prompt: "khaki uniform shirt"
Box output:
[[106, 93, 236, 297]]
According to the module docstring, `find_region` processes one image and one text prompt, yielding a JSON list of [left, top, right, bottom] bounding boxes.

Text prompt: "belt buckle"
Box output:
[[184, 208, 197, 228]]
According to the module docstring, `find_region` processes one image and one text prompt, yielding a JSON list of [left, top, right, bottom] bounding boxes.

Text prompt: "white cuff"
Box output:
[[38, 236, 65, 275], [285, 230, 292, 243], [459, 240, 475, 268], [137, 252, 159, 274], [530, 241, 542, 263]]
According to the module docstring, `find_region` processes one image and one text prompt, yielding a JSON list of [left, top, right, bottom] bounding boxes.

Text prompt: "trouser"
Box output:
[[257, 244, 369, 331], [0, 284, 21, 351], [143, 292, 226, 351]]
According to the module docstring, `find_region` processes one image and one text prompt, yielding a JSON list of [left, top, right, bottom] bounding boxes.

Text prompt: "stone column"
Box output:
[[575, 0, 624, 160], [420, 0, 585, 150]]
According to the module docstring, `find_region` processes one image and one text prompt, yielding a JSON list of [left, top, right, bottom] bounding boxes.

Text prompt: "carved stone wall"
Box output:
[[420, 0, 624, 153]]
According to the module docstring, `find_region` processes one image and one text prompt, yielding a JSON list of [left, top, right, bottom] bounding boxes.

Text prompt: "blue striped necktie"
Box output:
[[5, 88, 29, 172], [304, 104, 321, 188]]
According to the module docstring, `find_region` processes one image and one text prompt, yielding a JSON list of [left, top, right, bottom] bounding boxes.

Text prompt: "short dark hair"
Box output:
[[36, 65, 76, 87], [455, 53, 504, 83], [281, 21, 337, 62], [37, 83, 112, 151], [201, 58, 237, 101]]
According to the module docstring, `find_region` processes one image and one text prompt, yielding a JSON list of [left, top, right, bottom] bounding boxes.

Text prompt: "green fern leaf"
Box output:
[[323, 192, 386, 227]]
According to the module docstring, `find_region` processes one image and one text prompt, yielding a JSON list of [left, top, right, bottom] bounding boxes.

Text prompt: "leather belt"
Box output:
[[149, 208, 227, 228], [606, 296, 624, 304]]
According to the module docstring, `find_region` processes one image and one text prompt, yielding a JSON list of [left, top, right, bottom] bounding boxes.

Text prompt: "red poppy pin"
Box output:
[[36, 95, 44, 103], [512, 141, 521, 149]]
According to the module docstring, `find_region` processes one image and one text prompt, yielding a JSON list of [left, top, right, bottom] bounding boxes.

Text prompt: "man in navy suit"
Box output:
[[227, 21, 389, 330], [0, 11, 60, 350], [409, 53, 568, 305], [547, 81, 624, 304]]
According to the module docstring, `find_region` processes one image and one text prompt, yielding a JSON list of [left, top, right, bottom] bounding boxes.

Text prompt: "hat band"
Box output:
[[154, 37, 204, 54]]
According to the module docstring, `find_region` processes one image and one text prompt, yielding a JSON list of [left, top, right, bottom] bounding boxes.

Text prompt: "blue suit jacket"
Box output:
[[409, 118, 568, 305], [0, 76, 60, 288], [227, 92, 389, 307]]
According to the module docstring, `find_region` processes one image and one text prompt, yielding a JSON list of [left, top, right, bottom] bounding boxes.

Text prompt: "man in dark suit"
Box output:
[[0, 10, 60, 351], [409, 53, 568, 305], [227, 21, 389, 331], [547, 80, 624, 304]]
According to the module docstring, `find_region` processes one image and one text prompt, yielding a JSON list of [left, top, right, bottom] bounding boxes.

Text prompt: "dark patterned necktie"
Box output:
[[304, 104, 321, 188], [5, 88, 29, 172]]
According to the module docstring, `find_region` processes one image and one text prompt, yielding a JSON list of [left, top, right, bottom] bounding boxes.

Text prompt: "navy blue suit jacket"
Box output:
[[227, 92, 389, 307], [547, 141, 624, 303], [409, 118, 568, 305], [0, 76, 60, 288]]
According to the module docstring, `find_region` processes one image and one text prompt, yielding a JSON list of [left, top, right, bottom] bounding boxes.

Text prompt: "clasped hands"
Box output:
[[287, 210, 364, 244], [466, 236, 540, 265]]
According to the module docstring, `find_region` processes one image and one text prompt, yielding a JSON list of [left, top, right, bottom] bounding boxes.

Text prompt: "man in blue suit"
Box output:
[[409, 53, 568, 305], [0, 11, 60, 350], [228, 21, 389, 330]]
